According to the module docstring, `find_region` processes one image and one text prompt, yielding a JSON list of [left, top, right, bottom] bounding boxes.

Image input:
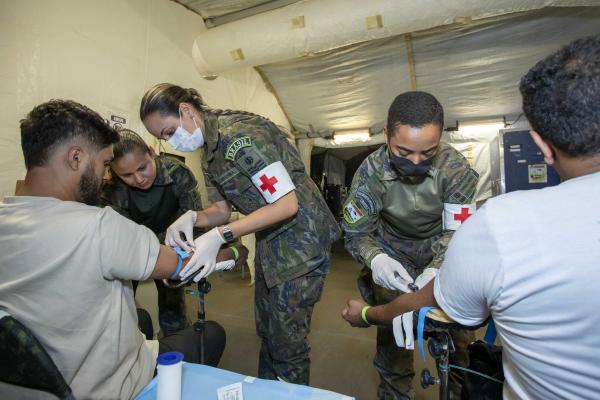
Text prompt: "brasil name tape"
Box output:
[[225, 136, 252, 160]]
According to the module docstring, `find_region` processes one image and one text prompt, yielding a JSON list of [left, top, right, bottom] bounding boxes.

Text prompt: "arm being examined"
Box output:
[[367, 280, 438, 325], [150, 244, 243, 280], [342, 281, 438, 328]]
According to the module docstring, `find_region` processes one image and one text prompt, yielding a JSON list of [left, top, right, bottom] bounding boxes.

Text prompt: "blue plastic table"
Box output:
[[135, 363, 354, 400]]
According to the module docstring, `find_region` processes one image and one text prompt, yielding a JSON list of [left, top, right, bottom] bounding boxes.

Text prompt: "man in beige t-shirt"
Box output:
[[0, 100, 227, 399]]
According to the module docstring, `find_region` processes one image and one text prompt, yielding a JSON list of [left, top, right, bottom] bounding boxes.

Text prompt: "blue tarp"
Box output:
[[135, 363, 354, 400]]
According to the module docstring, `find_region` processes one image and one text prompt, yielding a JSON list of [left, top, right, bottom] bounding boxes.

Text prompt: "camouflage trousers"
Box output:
[[359, 268, 473, 400], [254, 259, 328, 385]]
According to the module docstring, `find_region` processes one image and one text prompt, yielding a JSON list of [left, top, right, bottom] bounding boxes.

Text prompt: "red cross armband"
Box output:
[[442, 203, 476, 231], [251, 161, 296, 204]]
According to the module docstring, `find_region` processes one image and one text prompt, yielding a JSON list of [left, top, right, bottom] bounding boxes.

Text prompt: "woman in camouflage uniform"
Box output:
[[139, 83, 340, 385], [102, 129, 245, 337]]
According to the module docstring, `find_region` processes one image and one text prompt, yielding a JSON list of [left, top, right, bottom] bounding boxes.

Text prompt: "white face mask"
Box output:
[[167, 108, 205, 152]]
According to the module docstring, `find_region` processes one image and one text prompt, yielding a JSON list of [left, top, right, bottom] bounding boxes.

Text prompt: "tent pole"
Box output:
[[404, 33, 418, 90]]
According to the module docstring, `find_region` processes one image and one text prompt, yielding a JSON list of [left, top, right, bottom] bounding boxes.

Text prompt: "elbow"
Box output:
[[286, 192, 299, 218], [220, 208, 232, 224], [278, 191, 298, 220], [214, 202, 232, 224]]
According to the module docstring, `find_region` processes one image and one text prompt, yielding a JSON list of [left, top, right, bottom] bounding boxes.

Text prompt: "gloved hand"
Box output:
[[392, 311, 415, 349], [370, 253, 414, 292], [180, 227, 226, 281], [165, 210, 197, 252], [414, 268, 438, 289]]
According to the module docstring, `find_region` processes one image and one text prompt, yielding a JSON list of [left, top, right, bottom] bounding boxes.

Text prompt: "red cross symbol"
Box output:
[[453, 207, 472, 223], [259, 174, 278, 194]]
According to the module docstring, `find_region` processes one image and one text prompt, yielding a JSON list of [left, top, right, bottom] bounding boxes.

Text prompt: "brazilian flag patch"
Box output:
[[343, 200, 366, 224], [225, 136, 252, 161]]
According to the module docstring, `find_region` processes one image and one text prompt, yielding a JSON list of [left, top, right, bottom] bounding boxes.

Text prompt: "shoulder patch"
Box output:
[[225, 136, 252, 161], [354, 191, 378, 215], [344, 200, 366, 224], [233, 147, 268, 177]]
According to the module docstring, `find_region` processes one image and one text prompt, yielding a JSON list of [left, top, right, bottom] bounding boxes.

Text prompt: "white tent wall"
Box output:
[[0, 0, 289, 202]]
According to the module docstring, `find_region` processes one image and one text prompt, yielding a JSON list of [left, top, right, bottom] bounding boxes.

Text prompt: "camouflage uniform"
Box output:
[[101, 155, 202, 335], [342, 144, 479, 400], [0, 314, 73, 399], [201, 109, 340, 385]]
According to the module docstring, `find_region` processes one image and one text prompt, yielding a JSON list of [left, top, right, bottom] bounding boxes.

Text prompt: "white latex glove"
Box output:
[[414, 268, 438, 290], [392, 311, 415, 349], [370, 253, 414, 292], [165, 210, 197, 252], [180, 227, 226, 281]]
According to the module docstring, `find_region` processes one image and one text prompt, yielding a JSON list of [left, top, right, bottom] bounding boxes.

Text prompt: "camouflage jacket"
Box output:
[[202, 110, 341, 288], [101, 155, 202, 242], [342, 143, 478, 277]]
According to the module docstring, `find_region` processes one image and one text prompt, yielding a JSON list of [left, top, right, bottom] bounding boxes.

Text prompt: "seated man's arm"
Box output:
[[343, 204, 502, 328], [150, 244, 247, 280], [342, 280, 437, 327], [98, 207, 240, 281]]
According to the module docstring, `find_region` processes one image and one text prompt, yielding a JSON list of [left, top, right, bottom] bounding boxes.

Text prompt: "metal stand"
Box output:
[[420, 330, 456, 400], [190, 278, 211, 365]]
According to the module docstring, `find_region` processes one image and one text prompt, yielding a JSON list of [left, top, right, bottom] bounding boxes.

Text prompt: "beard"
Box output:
[[78, 163, 103, 206]]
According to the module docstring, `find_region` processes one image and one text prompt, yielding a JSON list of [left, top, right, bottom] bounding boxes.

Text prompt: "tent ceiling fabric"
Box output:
[[260, 38, 411, 136], [174, 0, 299, 22], [259, 6, 600, 135]]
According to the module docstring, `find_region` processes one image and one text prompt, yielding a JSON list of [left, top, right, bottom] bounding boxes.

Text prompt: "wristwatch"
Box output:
[[221, 225, 235, 243]]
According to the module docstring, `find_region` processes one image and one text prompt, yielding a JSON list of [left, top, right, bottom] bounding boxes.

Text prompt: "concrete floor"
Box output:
[[179, 250, 447, 400]]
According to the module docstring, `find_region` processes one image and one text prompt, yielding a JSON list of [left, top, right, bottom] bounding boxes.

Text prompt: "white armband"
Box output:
[[443, 203, 476, 231], [251, 161, 295, 204]]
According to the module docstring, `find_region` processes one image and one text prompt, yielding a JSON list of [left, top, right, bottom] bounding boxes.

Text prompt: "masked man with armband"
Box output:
[[341, 91, 479, 400]]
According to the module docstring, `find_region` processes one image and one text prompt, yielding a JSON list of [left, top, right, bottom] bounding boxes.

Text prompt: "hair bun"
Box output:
[[187, 88, 203, 104]]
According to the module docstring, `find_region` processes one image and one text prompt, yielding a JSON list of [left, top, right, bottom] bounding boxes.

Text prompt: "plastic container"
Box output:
[[156, 351, 184, 400]]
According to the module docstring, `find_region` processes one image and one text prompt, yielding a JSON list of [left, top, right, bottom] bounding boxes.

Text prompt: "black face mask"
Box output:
[[388, 151, 433, 177]]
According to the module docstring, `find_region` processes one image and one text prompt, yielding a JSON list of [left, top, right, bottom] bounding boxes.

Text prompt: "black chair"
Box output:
[[0, 311, 75, 400]]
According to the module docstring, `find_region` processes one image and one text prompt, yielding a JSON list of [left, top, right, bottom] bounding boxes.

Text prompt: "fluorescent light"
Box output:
[[457, 121, 505, 138], [333, 129, 370, 144]]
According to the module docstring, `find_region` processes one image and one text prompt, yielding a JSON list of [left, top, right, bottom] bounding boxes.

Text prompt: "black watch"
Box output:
[[221, 225, 235, 243]]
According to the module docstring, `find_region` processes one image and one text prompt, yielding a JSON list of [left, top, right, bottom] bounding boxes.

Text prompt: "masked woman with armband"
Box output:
[[101, 129, 248, 337], [138, 83, 340, 385]]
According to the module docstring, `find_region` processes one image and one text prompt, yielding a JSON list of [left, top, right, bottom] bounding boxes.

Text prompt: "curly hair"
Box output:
[[20, 100, 118, 169], [386, 91, 444, 135], [520, 35, 600, 157]]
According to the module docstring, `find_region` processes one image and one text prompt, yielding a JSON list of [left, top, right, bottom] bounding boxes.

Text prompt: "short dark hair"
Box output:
[[386, 91, 444, 134], [113, 128, 151, 159], [139, 83, 205, 121], [20, 100, 119, 169], [520, 35, 600, 157]]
